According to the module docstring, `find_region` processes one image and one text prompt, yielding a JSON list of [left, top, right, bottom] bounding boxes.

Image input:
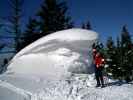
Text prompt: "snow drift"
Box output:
[[7, 29, 98, 80], [1, 28, 133, 100]]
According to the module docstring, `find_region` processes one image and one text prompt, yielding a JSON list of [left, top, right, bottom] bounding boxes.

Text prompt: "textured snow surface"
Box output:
[[0, 74, 133, 100], [7, 29, 98, 79], [1, 29, 133, 100]]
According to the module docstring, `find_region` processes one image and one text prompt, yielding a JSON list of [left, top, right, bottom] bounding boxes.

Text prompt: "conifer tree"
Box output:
[[82, 21, 92, 30], [37, 0, 73, 36], [120, 25, 132, 82], [106, 36, 119, 78], [8, 0, 24, 52], [20, 17, 39, 49]]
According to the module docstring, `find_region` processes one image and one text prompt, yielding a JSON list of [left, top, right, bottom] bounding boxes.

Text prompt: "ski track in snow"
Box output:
[[0, 80, 32, 100]]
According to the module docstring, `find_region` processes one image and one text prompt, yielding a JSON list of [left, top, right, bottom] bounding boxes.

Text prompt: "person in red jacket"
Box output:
[[93, 49, 105, 88]]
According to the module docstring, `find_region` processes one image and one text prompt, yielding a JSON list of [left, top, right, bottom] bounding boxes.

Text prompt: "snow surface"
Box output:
[[0, 74, 133, 100], [1, 28, 133, 100], [7, 28, 98, 79]]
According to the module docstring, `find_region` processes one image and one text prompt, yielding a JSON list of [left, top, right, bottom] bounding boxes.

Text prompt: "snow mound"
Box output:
[[1, 29, 133, 100], [7, 28, 98, 80]]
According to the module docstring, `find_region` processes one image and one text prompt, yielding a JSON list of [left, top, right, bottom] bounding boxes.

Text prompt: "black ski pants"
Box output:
[[95, 65, 104, 86]]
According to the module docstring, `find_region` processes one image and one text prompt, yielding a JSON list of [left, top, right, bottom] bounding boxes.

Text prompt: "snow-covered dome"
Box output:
[[7, 28, 98, 80]]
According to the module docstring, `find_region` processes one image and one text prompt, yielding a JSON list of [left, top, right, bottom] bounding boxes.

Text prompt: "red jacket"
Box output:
[[94, 54, 105, 68]]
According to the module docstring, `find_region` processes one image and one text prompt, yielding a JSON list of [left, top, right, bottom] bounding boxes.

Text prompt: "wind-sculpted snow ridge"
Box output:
[[7, 29, 98, 80], [2, 29, 133, 100]]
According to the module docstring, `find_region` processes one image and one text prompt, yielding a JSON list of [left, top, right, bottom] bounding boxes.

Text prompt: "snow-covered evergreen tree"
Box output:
[[105, 36, 119, 78], [120, 25, 133, 82]]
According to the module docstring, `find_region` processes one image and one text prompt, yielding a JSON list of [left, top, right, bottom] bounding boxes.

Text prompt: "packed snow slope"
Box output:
[[0, 74, 133, 100], [7, 28, 98, 79]]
